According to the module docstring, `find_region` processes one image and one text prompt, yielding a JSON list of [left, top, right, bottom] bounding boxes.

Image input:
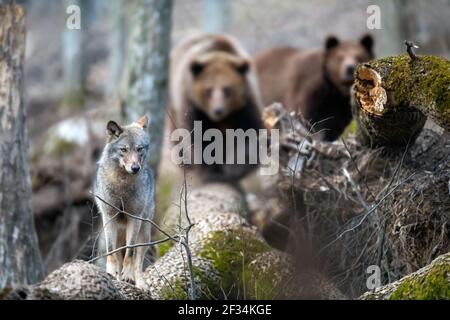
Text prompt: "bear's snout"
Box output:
[[344, 64, 356, 82], [213, 106, 225, 117]]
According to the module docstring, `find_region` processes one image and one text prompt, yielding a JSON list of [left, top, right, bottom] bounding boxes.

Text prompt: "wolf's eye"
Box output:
[[120, 147, 128, 153], [136, 146, 143, 152]]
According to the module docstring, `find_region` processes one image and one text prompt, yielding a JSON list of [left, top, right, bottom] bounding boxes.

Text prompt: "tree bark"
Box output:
[[352, 53, 450, 147], [124, 0, 173, 175], [0, 2, 44, 288], [203, 0, 231, 33], [108, 0, 128, 99], [62, 0, 84, 108]]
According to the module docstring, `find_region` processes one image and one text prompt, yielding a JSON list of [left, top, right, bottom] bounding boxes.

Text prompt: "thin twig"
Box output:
[[89, 237, 176, 263]]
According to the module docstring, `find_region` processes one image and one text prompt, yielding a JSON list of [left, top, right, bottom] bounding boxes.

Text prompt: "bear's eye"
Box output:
[[204, 88, 213, 99], [223, 86, 232, 98]]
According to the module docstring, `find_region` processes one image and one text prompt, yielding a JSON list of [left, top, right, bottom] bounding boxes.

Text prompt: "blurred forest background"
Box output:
[[4, 0, 449, 282]]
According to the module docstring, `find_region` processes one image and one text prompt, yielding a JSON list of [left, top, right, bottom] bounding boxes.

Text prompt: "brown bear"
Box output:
[[169, 34, 264, 183], [255, 34, 374, 141]]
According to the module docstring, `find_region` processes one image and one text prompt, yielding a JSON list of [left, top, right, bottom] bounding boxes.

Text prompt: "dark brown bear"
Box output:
[[169, 34, 264, 183], [255, 35, 374, 141]]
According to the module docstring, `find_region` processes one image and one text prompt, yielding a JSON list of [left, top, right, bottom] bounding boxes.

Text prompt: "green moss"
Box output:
[[242, 260, 283, 300], [0, 287, 13, 300], [159, 278, 189, 300], [200, 228, 271, 299], [158, 265, 219, 300], [342, 119, 358, 139], [157, 240, 175, 257], [390, 261, 450, 300], [371, 54, 450, 129]]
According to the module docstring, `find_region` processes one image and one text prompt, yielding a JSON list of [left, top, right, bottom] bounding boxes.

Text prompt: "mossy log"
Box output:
[[144, 183, 345, 300], [360, 253, 450, 300], [352, 54, 450, 147], [146, 184, 296, 299]]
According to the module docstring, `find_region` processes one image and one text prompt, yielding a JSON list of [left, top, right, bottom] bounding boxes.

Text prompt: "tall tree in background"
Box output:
[[203, 0, 231, 33], [0, 1, 44, 288], [377, 0, 404, 56], [62, 0, 84, 107], [108, 0, 128, 100], [124, 0, 173, 175]]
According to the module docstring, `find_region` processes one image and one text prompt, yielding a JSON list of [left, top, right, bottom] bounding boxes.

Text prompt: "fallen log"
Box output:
[[360, 252, 450, 300], [352, 46, 450, 147], [0, 260, 150, 300], [1, 183, 345, 300], [146, 183, 345, 300]]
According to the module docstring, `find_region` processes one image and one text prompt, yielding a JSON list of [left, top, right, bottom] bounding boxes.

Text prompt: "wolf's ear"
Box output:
[[136, 115, 148, 129], [107, 121, 123, 139]]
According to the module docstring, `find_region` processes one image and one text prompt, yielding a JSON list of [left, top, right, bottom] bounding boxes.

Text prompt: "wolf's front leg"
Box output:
[[103, 215, 122, 278], [121, 218, 141, 284], [134, 222, 151, 289]]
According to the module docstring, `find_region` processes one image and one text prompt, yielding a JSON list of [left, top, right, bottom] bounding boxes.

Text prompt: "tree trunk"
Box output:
[[0, 1, 44, 288], [107, 0, 128, 99], [124, 0, 173, 175], [62, 0, 84, 108], [377, 0, 404, 56], [352, 53, 450, 147], [203, 0, 231, 33]]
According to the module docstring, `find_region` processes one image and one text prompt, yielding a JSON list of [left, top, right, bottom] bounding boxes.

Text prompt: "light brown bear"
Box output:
[[255, 35, 374, 141], [169, 34, 264, 183]]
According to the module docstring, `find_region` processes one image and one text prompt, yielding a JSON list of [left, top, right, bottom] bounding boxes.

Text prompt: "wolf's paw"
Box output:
[[135, 273, 146, 289], [106, 262, 120, 279], [120, 264, 135, 285]]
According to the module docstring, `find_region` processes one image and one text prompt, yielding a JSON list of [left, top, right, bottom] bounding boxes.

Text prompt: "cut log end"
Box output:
[[355, 64, 387, 115]]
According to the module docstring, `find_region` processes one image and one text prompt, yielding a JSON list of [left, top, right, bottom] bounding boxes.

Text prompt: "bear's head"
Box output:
[[324, 34, 374, 96], [189, 52, 250, 121]]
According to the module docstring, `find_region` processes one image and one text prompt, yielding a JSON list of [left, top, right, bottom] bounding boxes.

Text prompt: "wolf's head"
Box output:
[[104, 115, 150, 175]]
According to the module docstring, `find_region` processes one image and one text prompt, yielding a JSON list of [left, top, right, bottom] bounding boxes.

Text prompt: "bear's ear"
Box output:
[[230, 57, 250, 75], [136, 115, 149, 129], [191, 61, 205, 77], [106, 120, 123, 139], [325, 35, 340, 51], [236, 60, 250, 75], [360, 34, 374, 57]]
